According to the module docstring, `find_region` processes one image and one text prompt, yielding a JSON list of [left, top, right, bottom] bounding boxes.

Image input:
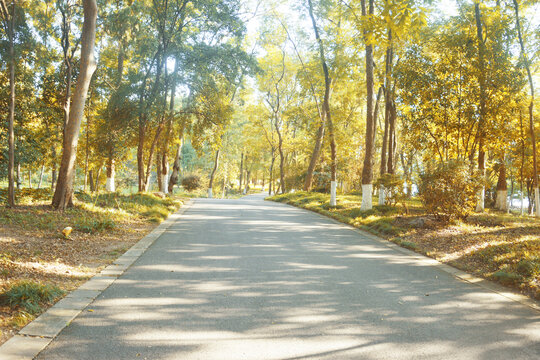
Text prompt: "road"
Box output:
[[37, 194, 540, 359]]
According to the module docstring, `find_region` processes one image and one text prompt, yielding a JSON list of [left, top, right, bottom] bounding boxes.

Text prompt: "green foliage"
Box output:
[[419, 161, 483, 221], [181, 175, 202, 192], [492, 270, 522, 285], [0, 281, 65, 315], [516, 258, 540, 277], [75, 218, 116, 234]]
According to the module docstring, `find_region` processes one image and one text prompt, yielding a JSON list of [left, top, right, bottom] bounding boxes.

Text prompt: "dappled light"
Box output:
[[36, 196, 540, 359]]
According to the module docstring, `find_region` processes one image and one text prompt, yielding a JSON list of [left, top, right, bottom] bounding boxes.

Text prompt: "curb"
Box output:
[[0, 199, 194, 360], [269, 199, 540, 313]]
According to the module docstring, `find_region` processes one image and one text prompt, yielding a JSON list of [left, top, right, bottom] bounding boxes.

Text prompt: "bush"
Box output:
[[419, 160, 483, 221], [181, 175, 202, 192], [75, 218, 116, 233], [0, 281, 65, 314]]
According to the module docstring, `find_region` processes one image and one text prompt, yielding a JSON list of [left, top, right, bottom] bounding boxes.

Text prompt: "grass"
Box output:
[[0, 188, 185, 344], [0, 280, 65, 315], [267, 191, 540, 301]]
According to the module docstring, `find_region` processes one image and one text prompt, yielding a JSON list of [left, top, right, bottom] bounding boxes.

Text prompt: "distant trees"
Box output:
[[0, 0, 539, 219]]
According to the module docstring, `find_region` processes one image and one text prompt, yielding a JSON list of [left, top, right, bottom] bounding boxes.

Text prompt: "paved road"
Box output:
[[37, 194, 540, 359]]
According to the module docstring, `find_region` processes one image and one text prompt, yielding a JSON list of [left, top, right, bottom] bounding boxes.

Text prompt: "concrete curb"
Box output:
[[0, 199, 194, 360], [270, 199, 540, 313]]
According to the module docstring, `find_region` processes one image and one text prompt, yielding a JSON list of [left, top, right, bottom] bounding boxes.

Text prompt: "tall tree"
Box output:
[[307, 0, 336, 205], [0, 0, 16, 207], [474, 1, 487, 212], [513, 0, 539, 216], [360, 0, 375, 210], [52, 0, 97, 209]]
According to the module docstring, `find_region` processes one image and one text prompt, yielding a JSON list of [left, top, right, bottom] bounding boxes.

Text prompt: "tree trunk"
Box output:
[[308, 0, 336, 204], [168, 137, 183, 193], [94, 165, 102, 193], [1, 0, 16, 206], [28, 168, 32, 189], [379, 34, 393, 206], [387, 100, 396, 174], [269, 150, 275, 195], [245, 167, 252, 194], [38, 164, 45, 189], [106, 150, 115, 192], [239, 152, 244, 190], [84, 107, 90, 192], [52, 0, 98, 210], [496, 159, 508, 211], [474, 3, 487, 212], [208, 149, 220, 198], [156, 152, 163, 192], [520, 110, 525, 215], [51, 145, 57, 190], [513, 0, 539, 216], [16, 163, 20, 190], [360, 0, 375, 211], [143, 121, 165, 192], [89, 169, 95, 192]]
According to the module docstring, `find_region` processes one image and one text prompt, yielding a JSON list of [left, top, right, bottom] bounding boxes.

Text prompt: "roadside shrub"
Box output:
[[75, 218, 116, 233], [419, 160, 483, 221], [181, 175, 202, 192], [0, 281, 65, 314], [516, 259, 540, 277], [492, 270, 522, 285]]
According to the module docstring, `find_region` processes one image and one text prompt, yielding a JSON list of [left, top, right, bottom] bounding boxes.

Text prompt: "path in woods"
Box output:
[[35, 193, 539, 359]]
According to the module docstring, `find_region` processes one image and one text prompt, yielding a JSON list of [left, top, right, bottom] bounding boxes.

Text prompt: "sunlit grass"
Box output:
[[0, 190, 183, 235]]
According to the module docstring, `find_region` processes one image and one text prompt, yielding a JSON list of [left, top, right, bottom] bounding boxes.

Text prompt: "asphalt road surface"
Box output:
[[37, 194, 540, 360]]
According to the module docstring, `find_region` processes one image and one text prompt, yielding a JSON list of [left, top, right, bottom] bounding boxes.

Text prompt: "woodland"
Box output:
[[0, 0, 540, 342], [0, 0, 539, 215]]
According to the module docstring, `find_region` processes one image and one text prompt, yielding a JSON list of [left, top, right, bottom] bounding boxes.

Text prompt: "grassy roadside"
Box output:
[[0, 189, 184, 345], [267, 191, 540, 301]]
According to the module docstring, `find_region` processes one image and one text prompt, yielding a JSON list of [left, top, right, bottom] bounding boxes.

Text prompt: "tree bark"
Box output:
[[474, 3, 487, 212], [89, 169, 95, 192], [360, 0, 375, 210], [168, 136, 183, 193], [269, 150, 275, 195], [106, 149, 115, 192], [496, 158, 508, 211], [239, 152, 244, 190], [208, 149, 220, 198], [143, 122, 165, 192], [52, 0, 98, 209], [0, 0, 16, 206]]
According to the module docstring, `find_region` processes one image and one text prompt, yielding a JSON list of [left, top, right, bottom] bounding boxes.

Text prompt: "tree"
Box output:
[[0, 0, 16, 207], [360, 0, 375, 210], [513, 0, 539, 216], [52, 0, 97, 209]]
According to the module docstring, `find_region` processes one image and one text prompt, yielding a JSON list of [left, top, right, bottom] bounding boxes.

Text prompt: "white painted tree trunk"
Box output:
[[378, 185, 385, 205], [360, 184, 373, 211], [495, 190, 507, 211], [106, 176, 115, 192], [160, 174, 168, 194], [208, 188, 213, 198], [534, 188, 540, 217], [330, 180, 337, 207], [520, 192, 524, 215], [476, 187, 485, 212]]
